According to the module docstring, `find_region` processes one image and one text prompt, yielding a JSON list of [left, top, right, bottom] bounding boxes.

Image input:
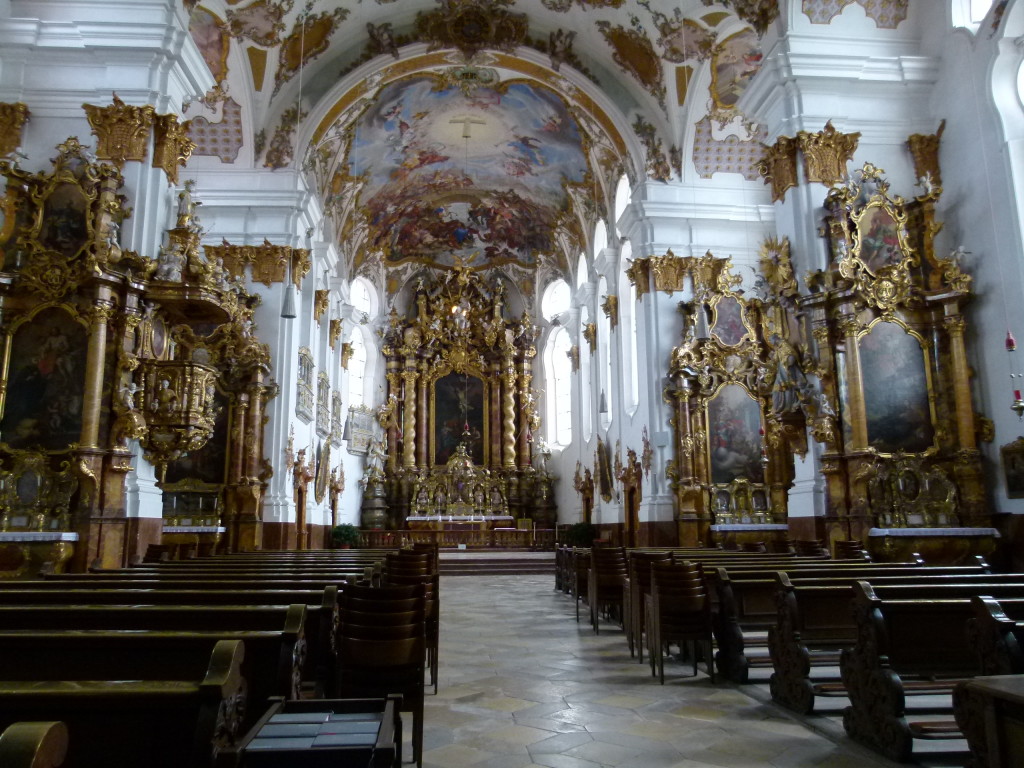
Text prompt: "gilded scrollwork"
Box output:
[[82, 94, 155, 167], [152, 113, 196, 185], [797, 121, 860, 186], [600, 294, 618, 330], [582, 322, 597, 352], [907, 121, 944, 189], [0, 102, 30, 157], [314, 290, 329, 324], [625, 258, 651, 300], [757, 134, 798, 203]]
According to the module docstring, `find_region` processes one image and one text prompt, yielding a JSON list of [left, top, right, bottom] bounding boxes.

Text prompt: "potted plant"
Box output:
[[330, 523, 361, 549], [565, 521, 598, 547]]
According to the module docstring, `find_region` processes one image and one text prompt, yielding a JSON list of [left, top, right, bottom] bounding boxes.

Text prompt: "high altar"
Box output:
[[364, 264, 555, 532]]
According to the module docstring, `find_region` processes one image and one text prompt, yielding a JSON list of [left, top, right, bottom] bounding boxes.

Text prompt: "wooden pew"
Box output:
[[967, 596, 1024, 675], [769, 576, 1024, 714], [953, 674, 1024, 768], [840, 580, 1024, 762], [0, 604, 306, 726], [0, 721, 68, 768], [710, 561, 990, 683], [0, 638, 244, 768], [0, 588, 337, 697]]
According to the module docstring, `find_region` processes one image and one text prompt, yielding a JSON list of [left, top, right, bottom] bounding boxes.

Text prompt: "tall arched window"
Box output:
[[546, 327, 573, 446], [620, 241, 639, 412], [576, 251, 588, 289], [614, 174, 630, 229], [542, 279, 571, 323], [593, 220, 608, 259], [347, 330, 367, 408], [350, 277, 375, 320], [598, 275, 612, 429]]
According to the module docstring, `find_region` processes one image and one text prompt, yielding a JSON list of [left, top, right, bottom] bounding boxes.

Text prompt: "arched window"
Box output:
[[953, 0, 996, 28], [613, 174, 630, 232], [546, 327, 573, 446], [620, 240, 639, 412], [598, 275, 612, 429], [347, 330, 367, 408], [350, 277, 375, 320], [576, 251, 588, 288], [593, 220, 608, 259], [542, 279, 571, 323]]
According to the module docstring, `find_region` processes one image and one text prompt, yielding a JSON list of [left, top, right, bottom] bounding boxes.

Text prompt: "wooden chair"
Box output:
[[338, 582, 427, 768], [623, 551, 672, 661], [571, 549, 590, 623], [384, 569, 440, 695], [646, 562, 714, 684], [588, 546, 628, 634]]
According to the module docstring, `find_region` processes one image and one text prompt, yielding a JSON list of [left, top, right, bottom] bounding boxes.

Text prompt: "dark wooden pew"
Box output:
[[0, 588, 337, 697], [0, 721, 68, 768], [0, 604, 306, 726], [840, 580, 1024, 762], [954, 674, 1024, 768], [966, 596, 1024, 675], [710, 561, 991, 682], [0, 638, 244, 768], [769, 576, 1024, 714]]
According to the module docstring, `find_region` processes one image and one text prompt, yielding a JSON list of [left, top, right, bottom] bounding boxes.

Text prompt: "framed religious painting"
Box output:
[[1002, 437, 1024, 499], [706, 383, 764, 485], [0, 306, 89, 451], [857, 319, 935, 455], [432, 372, 485, 465]]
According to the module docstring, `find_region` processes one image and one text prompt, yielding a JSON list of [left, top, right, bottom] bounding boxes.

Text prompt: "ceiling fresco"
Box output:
[[348, 75, 589, 271], [182, 1, 838, 282]]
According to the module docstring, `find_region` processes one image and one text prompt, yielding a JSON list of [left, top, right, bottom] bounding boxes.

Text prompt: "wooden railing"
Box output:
[[359, 528, 555, 550]]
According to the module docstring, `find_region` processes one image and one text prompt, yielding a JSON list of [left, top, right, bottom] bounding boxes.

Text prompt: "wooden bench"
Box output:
[[710, 561, 990, 682], [769, 575, 1024, 714], [0, 721, 68, 768], [0, 638, 244, 768], [953, 674, 1024, 768], [967, 596, 1024, 675], [0, 604, 306, 726], [840, 580, 1024, 762]]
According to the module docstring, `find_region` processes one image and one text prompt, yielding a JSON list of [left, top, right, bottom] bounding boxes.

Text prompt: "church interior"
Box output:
[[4, 0, 1024, 766]]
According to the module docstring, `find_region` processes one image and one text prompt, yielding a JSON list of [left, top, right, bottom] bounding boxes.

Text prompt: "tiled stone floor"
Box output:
[[416, 574, 908, 768]]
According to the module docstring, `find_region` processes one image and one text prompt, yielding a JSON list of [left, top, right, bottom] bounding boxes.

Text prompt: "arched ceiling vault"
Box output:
[[184, 0, 772, 292]]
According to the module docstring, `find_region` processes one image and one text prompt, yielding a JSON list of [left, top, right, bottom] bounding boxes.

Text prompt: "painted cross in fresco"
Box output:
[[450, 115, 486, 139]]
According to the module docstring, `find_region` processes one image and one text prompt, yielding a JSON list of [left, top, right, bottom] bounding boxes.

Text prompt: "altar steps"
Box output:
[[438, 552, 555, 576]]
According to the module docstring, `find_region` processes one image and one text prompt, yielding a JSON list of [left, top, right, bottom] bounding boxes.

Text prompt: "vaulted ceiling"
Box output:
[[185, 1, 775, 291]]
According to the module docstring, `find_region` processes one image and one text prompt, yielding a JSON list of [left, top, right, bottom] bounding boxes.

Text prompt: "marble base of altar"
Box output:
[[867, 527, 1000, 565], [709, 523, 789, 551], [162, 524, 226, 558], [0, 531, 78, 578]]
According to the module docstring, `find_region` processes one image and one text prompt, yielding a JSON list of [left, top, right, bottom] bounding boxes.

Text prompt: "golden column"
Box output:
[[385, 365, 401, 473], [245, 379, 267, 478], [839, 315, 868, 450], [81, 292, 114, 448], [402, 366, 418, 469], [490, 358, 502, 469], [943, 313, 976, 451], [417, 360, 429, 467], [516, 356, 532, 469], [502, 358, 517, 469], [228, 392, 249, 484]]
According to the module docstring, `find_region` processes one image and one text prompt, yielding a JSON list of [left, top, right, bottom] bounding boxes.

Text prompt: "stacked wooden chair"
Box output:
[[337, 581, 427, 768], [588, 546, 628, 634], [383, 550, 440, 695], [646, 561, 715, 684], [623, 551, 672, 661]]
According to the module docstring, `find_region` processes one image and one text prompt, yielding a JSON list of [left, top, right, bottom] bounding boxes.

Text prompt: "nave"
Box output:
[[424, 574, 899, 768]]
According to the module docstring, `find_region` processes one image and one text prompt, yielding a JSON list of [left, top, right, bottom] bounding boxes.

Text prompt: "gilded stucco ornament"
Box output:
[[582, 322, 597, 352], [329, 319, 342, 349], [152, 113, 196, 185], [757, 134, 798, 203], [314, 290, 329, 324], [204, 240, 310, 288], [82, 94, 155, 167], [567, 345, 579, 372], [650, 250, 688, 294], [797, 121, 860, 186], [907, 121, 944, 189], [625, 258, 651, 300], [601, 295, 619, 330], [0, 102, 29, 157], [415, 0, 528, 60]]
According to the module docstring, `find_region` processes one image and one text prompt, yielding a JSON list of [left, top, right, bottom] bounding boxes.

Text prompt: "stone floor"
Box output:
[[413, 574, 922, 768]]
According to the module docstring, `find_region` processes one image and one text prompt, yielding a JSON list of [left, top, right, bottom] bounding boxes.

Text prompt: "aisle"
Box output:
[[417, 574, 898, 768]]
